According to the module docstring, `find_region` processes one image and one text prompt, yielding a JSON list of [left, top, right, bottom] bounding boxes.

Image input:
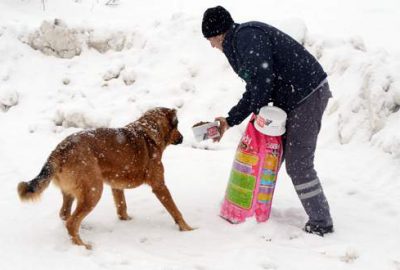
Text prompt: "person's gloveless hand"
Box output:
[[214, 117, 229, 142]]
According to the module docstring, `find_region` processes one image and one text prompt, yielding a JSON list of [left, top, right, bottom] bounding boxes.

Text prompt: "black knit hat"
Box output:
[[202, 6, 234, 38]]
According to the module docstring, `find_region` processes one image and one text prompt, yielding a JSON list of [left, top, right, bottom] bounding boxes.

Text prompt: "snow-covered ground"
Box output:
[[1, 0, 399, 269]]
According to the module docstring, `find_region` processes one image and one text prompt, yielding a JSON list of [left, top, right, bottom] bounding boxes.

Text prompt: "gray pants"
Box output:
[[282, 82, 333, 227]]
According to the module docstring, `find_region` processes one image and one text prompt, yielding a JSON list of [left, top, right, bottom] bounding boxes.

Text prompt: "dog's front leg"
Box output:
[[151, 182, 193, 231], [112, 189, 132, 220]]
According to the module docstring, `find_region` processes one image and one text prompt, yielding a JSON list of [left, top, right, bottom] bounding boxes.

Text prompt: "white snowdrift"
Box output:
[[0, 1, 400, 269], [20, 19, 138, 58], [5, 12, 400, 157], [307, 35, 400, 157]]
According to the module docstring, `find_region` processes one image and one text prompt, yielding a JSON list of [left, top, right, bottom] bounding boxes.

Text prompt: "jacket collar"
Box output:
[[222, 23, 239, 54], [222, 23, 240, 73]]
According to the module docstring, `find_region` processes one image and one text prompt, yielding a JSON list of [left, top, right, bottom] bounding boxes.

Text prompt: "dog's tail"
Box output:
[[18, 161, 55, 202]]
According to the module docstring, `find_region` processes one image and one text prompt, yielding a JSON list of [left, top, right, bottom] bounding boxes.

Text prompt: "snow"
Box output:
[[1, 0, 400, 269]]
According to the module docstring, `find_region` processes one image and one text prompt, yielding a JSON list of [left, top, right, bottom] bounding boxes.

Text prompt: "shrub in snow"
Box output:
[[23, 19, 82, 58], [0, 88, 19, 112]]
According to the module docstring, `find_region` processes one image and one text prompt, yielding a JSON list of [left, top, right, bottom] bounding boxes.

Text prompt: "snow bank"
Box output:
[[306, 35, 400, 156], [5, 12, 400, 157], [87, 30, 133, 53], [54, 102, 111, 129], [22, 19, 82, 58], [20, 19, 137, 59], [1, 1, 400, 269]]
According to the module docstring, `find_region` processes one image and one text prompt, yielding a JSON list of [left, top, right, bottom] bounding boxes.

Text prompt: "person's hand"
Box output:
[[214, 117, 229, 142]]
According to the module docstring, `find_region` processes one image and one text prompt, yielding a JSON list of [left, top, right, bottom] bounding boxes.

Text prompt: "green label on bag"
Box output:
[[226, 170, 256, 209], [226, 184, 253, 209], [229, 170, 256, 190]]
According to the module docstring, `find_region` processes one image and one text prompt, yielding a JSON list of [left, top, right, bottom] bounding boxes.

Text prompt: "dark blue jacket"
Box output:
[[222, 22, 327, 127]]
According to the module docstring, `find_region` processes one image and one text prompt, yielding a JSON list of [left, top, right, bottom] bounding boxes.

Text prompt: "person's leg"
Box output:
[[284, 83, 333, 233]]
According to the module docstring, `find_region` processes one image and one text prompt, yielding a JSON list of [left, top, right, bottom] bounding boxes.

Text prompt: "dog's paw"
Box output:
[[181, 227, 195, 232], [178, 223, 195, 231], [84, 243, 93, 250], [119, 215, 132, 221], [60, 214, 70, 221], [71, 237, 93, 250]]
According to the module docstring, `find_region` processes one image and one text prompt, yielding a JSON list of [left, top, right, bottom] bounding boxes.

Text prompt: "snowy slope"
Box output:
[[0, 0, 399, 269]]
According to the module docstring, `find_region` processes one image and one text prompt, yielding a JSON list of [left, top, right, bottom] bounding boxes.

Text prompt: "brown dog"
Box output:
[[18, 107, 193, 249]]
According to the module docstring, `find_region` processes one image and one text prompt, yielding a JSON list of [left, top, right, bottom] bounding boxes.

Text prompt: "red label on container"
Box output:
[[256, 116, 266, 127], [207, 126, 220, 138]]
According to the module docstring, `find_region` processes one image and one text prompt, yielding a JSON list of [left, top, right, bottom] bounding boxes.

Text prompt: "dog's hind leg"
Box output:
[[66, 180, 103, 249], [59, 192, 74, 221], [151, 182, 193, 231], [112, 188, 131, 220]]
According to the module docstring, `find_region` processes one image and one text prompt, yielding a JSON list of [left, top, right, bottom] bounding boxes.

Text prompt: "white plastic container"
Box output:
[[254, 105, 287, 136], [192, 121, 220, 142]]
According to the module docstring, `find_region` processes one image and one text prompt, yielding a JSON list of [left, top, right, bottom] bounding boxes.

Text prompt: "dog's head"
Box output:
[[162, 108, 183, 146], [134, 107, 183, 147]]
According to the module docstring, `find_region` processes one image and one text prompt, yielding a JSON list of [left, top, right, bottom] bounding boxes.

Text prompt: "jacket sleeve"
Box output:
[[226, 27, 274, 127]]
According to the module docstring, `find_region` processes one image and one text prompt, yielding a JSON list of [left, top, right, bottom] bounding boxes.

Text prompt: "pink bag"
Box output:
[[220, 115, 283, 223]]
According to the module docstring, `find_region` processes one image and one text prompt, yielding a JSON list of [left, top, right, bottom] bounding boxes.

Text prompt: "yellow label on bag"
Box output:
[[264, 154, 278, 170], [258, 193, 273, 201], [236, 151, 258, 166]]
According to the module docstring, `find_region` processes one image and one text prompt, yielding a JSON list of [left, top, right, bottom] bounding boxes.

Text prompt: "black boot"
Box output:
[[304, 222, 334, 237]]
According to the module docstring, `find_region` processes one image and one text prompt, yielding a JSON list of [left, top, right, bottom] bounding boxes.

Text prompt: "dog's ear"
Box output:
[[141, 118, 164, 145], [142, 125, 163, 145], [139, 110, 170, 145], [132, 107, 178, 146], [169, 109, 178, 127], [155, 107, 178, 129]]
